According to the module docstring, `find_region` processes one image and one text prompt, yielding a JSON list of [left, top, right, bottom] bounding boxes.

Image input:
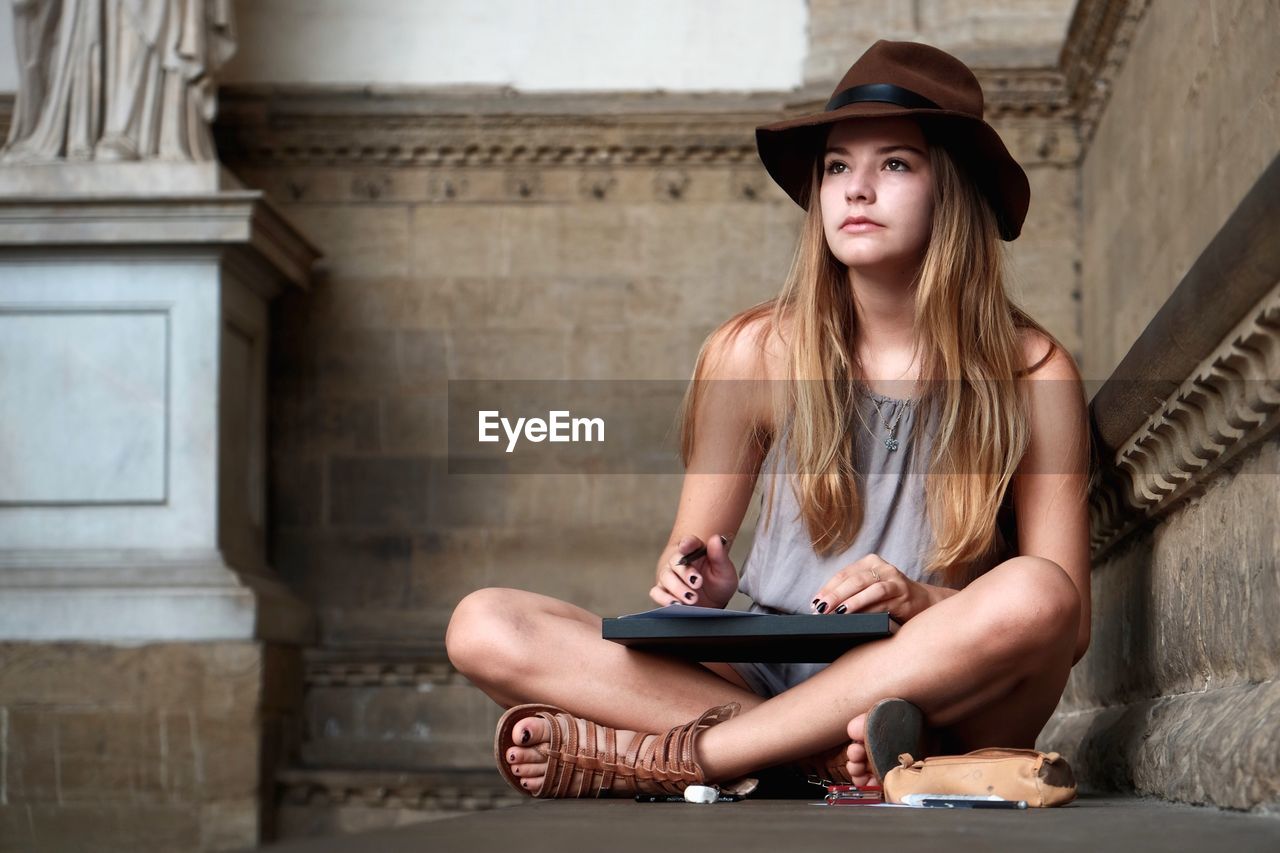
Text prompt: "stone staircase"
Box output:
[[273, 649, 523, 838]]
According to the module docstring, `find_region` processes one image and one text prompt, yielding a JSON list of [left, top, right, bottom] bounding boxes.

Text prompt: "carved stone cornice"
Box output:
[[0, 191, 319, 290], [1089, 280, 1280, 558], [206, 1, 1146, 172], [214, 89, 770, 170], [980, 0, 1148, 133], [211, 93, 1087, 187], [1060, 0, 1152, 144]]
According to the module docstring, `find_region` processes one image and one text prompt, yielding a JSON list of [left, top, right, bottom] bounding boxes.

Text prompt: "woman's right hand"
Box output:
[[650, 534, 739, 610]]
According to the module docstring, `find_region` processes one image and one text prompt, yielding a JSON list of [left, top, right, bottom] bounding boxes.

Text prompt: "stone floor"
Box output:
[[253, 794, 1280, 853]]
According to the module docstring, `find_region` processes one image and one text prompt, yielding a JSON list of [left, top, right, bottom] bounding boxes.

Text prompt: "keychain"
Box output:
[[807, 774, 885, 805], [823, 783, 884, 805]]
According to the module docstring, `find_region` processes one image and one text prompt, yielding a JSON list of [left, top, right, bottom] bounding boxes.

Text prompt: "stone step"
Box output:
[[274, 766, 523, 840], [300, 649, 500, 770]]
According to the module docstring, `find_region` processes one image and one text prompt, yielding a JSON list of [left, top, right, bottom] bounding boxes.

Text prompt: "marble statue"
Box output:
[[2, 0, 236, 163]]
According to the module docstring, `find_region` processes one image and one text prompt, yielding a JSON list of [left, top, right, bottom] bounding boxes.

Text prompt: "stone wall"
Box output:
[[805, 0, 1075, 84], [0, 642, 303, 851], [1079, 0, 1280, 382], [213, 88, 1080, 653], [1041, 0, 1280, 811], [223, 94, 796, 650], [1044, 432, 1280, 809]]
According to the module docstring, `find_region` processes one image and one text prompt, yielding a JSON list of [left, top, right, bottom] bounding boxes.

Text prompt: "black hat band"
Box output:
[[825, 83, 941, 113]]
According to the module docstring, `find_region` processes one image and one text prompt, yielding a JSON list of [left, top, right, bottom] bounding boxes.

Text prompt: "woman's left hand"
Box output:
[[810, 553, 931, 623]]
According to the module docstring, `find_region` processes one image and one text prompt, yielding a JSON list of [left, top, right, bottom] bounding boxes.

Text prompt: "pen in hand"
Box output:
[[675, 544, 708, 566]]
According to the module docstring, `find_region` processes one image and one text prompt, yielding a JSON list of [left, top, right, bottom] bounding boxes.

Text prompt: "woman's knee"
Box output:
[[975, 557, 1080, 654], [445, 587, 529, 678]]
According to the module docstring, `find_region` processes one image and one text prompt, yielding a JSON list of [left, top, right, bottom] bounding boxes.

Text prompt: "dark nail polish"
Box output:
[[670, 600, 679, 606], [816, 601, 827, 613], [689, 575, 699, 584], [684, 592, 694, 600], [520, 729, 530, 745], [812, 598, 820, 606], [509, 752, 516, 762], [835, 604, 847, 614]]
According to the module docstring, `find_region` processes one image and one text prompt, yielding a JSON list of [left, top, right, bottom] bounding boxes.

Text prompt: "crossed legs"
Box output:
[[445, 583, 766, 723], [445, 555, 1080, 794]]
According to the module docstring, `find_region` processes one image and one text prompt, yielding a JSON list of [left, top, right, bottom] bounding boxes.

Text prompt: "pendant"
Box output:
[[884, 437, 899, 451]]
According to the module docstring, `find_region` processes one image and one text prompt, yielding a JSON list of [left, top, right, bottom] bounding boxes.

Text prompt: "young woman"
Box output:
[[445, 39, 1093, 798]]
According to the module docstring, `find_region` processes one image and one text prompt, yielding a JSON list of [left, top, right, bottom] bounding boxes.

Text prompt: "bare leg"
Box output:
[[447, 587, 778, 795], [445, 587, 766, 730], [696, 556, 1080, 781], [449, 555, 1078, 794]]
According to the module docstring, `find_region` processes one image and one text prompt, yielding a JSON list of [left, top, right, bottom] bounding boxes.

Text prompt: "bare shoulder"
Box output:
[[700, 307, 788, 383], [1018, 327, 1081, 383], [696, 306, 789, 433], [1015, 327, 1090, 470]]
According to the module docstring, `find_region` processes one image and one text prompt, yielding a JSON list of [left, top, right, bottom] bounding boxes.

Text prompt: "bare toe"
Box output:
[[845, 760, 876, 785], [845, 733, 875, 787], [511, 762, 544, 778], [513, 716, 551, 748], [505, 715, 553, 795], [504, 745, 545, 765], [847, 711, 867, 743]]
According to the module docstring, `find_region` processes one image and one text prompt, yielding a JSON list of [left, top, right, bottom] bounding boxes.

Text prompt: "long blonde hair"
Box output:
[[678, 125, 1069, 586]]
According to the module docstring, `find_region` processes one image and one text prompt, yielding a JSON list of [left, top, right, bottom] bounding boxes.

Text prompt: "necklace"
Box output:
[[868, 395, 911, 451]]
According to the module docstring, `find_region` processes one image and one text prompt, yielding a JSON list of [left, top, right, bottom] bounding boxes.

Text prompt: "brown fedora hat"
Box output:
[[756, 39, 1030, 241]]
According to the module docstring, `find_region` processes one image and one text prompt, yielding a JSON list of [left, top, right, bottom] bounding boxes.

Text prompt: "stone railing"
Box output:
[[1086, 155, 1280, 559]]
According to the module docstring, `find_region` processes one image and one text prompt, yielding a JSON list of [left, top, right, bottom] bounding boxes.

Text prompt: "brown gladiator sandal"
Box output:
[[494, 701, 759, 799]]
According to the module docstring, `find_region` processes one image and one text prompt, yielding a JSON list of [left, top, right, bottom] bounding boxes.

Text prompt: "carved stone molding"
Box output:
[[1089, 279, 1280, 558], [209, 0, 1152, 175], [276, 767, 520, 812], [1060, 0, 1152, 145], [304, 651, 464, 688], [212, 93, 1083, 185], [213, 93, 785, 172]]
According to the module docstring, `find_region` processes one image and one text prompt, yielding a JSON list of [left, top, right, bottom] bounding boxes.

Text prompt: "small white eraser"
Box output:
[[684, 785, 719, 804]]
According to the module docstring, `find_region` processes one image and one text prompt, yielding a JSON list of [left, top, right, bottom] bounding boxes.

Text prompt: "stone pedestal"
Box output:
[[0, 164, 319, 644], [0, 165, 320, 849]]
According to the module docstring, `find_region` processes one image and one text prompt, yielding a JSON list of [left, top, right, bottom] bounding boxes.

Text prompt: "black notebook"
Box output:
[[602, 604, 895, 663]]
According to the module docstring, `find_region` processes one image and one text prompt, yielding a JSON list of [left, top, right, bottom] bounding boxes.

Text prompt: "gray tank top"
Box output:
[[730, 384, 1017, 693], [739, 384, 954, 615]]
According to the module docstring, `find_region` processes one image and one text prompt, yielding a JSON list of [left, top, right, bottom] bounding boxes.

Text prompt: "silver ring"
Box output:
[[869, 567, 880, 581]]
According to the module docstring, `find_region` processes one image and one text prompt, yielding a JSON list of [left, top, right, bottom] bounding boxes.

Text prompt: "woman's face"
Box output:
[[818, 117, 934, 273]]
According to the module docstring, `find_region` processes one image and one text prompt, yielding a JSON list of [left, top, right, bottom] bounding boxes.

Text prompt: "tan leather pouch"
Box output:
[[883, 748, 1076, 807]]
